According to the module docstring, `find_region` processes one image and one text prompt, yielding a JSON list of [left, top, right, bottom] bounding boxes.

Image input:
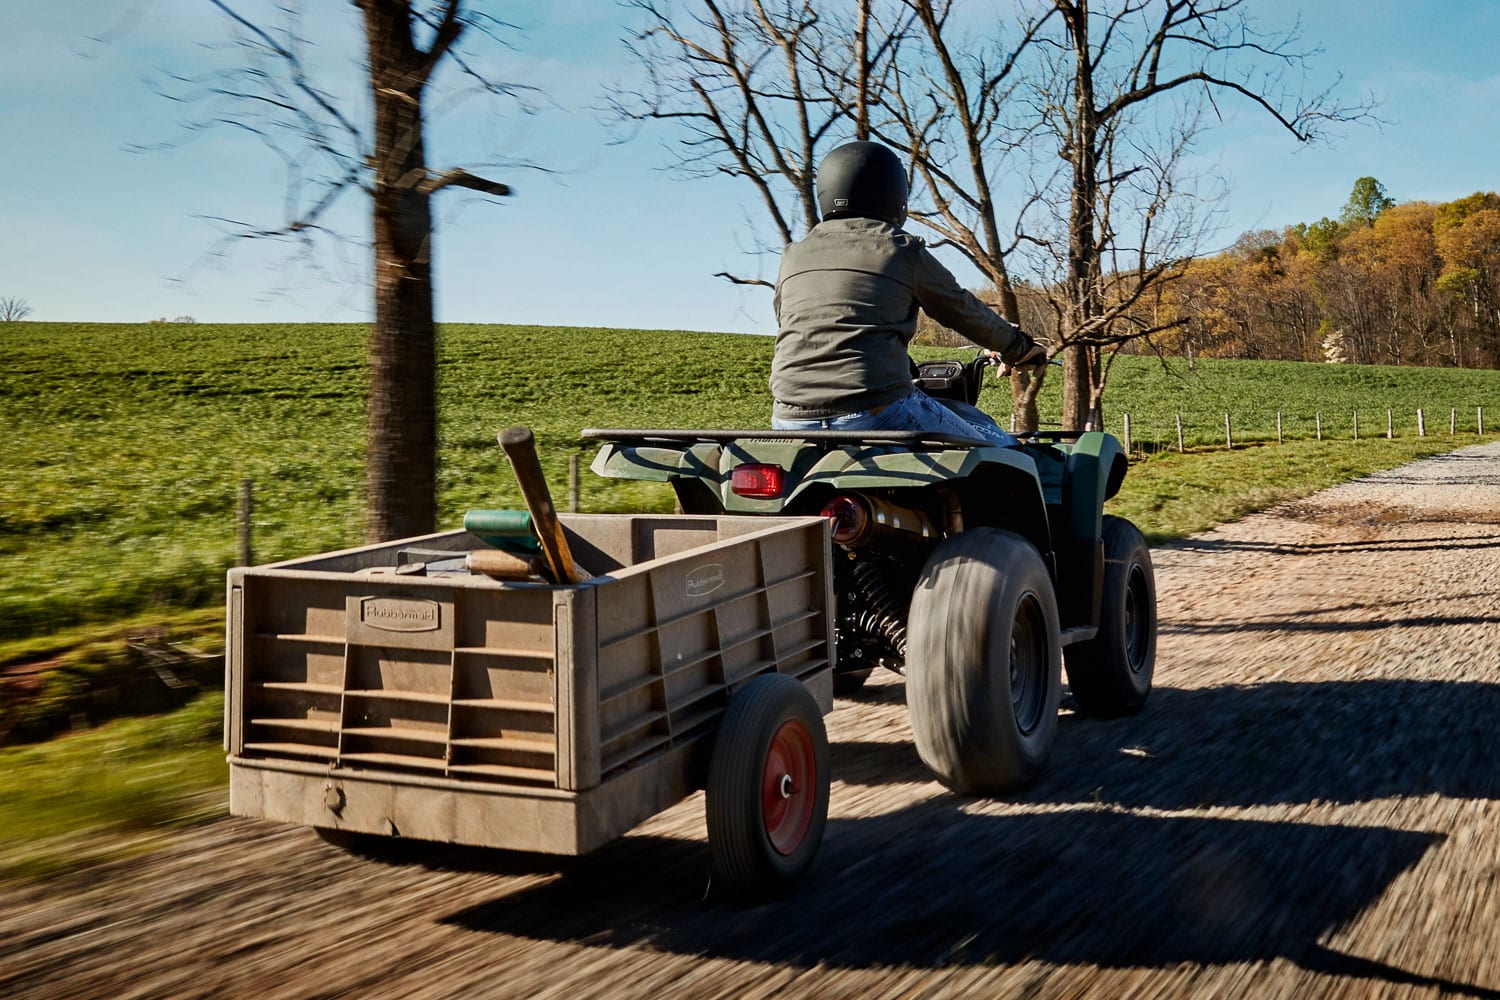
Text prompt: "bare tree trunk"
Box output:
[[161, 1, 519, 544], [363, 0, 437, 541], [854, 0, 870, 139], [1012, 369, 1044, 432], [1060, 0, 1098, 432]]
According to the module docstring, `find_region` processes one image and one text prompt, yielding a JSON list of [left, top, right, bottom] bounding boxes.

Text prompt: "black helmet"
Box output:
[[816, 141, 908, 226]]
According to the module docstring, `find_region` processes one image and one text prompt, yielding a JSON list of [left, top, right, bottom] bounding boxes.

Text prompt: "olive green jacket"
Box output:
[[770, 217, 1029, 419]]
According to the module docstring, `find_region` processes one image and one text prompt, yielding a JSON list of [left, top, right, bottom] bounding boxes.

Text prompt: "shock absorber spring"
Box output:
[[851, 558, 911, 660]]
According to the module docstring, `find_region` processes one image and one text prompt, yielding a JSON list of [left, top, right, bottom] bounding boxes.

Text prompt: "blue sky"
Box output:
[[3, 1, 1497, 334]]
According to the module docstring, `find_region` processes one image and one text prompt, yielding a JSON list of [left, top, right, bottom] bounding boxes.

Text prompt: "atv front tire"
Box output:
[[906, 528, 1061, 794], [1064, 514, 1156, 717]]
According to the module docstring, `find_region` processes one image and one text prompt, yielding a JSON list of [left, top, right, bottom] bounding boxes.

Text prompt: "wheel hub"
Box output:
[[761, 719, 817, 856], [1009, 591, 1047, 736], [1125, 563, 1150, 673]]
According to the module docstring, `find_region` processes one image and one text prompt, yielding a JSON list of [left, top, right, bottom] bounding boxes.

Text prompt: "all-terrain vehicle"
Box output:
[[586, 353, 1157, 794]]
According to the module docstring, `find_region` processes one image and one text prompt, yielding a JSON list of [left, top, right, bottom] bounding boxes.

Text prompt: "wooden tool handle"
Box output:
[[498, 425, 580, 584], [466, 548, 545, 581]]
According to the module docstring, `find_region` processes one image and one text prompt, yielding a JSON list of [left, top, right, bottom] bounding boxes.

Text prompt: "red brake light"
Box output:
[[731, 463, 785, 498]]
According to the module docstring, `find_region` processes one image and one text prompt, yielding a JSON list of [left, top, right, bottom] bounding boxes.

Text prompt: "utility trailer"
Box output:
[[225, 513, 835, 900]]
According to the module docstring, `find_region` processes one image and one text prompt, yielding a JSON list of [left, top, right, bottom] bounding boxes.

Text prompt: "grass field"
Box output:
[[3, 321, 1497, 646], [1, 320, 1496, 879]]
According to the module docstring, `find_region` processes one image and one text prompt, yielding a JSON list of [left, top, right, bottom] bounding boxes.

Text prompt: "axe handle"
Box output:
[[498, 426, 580, 585], [467, 548, 545, 581]]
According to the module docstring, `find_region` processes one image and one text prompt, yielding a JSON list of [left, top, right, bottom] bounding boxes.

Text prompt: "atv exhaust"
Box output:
[[820, 494, 936, 548]]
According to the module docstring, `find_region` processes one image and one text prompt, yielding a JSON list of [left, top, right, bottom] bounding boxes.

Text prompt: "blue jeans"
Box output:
[[773, 390, 1019, 447]]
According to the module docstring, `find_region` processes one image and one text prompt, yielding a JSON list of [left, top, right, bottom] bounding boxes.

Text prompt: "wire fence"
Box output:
[[1115, 406, 1488, 454], [1009, 406, 1491, 454]]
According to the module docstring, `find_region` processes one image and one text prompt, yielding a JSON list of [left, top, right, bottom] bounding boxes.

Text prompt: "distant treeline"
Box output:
[[921, 181, 1500, 371], [1151, 185, 1500, 369]]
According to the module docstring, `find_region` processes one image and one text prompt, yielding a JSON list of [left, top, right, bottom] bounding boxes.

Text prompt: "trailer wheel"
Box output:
[[1065, 515, 1156, 717], [906, 528, 1061, 794], [706, 672, 829, 902]]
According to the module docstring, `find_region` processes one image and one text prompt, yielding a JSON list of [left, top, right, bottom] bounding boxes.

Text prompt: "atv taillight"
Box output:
[[731, 463, 785, 498], [820, 494, 871, 545]]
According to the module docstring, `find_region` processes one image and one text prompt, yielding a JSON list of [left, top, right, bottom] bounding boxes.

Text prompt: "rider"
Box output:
[[770, 140, 1047, 445]]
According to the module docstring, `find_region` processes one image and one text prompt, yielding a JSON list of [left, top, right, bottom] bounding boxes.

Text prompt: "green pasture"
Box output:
[[0, 320, 1496, 878], [3, 321, 1497, 646]]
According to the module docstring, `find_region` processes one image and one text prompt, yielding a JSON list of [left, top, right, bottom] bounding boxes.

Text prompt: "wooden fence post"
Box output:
[[1316, 412, 1322, 441], [1353, 410, 1359, 441], [1418, 408, 1426, 437], [1451, 408, 1457, 434], [1276, 411, 1283, 444], [1175, 413, 1184, 453], [237, 479, 254, 567], [569, 454, 581, 513], [1224, 413, 1233, 450], [1387, 408, 1394, 439], [1123, 413, 1132, 453]]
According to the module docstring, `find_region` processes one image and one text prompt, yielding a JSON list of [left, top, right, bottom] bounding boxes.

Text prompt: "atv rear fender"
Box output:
[[590, 436, 1053, 554]]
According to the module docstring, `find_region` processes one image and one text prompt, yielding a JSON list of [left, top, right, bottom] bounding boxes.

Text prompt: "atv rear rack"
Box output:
[[581, 428, 992, 449]]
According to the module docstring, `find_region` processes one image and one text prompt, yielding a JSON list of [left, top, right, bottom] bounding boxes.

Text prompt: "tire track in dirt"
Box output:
[[3, 443, 1498, 999]]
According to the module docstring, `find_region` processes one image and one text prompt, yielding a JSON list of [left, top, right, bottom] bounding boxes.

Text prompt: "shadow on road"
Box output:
[[419, 677, 1500, 994], [1157, 591, 1498, 635], [833, 681, 1500, 809], [441, 803, 1460, 991], [1164, 534, 1500, 556], [1013, 680, 1500, 810]]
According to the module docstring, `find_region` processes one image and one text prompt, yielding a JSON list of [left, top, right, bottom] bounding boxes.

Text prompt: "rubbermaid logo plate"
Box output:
[[360, 597, 441, 632], [685, 563, 726, 599]]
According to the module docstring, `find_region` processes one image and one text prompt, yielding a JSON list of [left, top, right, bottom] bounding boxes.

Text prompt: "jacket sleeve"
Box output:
[[911, 245, 1030, 360]]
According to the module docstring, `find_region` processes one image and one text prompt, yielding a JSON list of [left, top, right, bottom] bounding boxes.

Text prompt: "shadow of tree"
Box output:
[[1037, 681, 1500, 809], [1162, 534, 1500, 555], [441, 802, 1449, 988], [835, 681, 1500, 809], [333, 677, 1500, 995]]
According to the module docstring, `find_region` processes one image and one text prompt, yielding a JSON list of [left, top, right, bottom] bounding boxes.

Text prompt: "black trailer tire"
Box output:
[[706, 672, 830, 902], [1064, 514, 1156, 717], [906, 528, 1062, 794]]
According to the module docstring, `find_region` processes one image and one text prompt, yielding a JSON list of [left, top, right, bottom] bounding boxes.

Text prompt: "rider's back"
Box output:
[[771, 216, 927, 421]]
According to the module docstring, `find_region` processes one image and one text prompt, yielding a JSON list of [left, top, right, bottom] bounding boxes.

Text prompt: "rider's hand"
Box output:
[[997, 338, 1048, 376]]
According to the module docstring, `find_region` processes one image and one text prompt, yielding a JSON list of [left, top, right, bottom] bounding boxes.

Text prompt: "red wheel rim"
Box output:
[[761, 719, 817, 856]]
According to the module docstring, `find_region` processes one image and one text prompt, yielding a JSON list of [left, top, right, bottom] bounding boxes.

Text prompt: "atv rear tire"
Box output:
[[1064, 514, 1156, 717], [906, 528, 1061, 794]]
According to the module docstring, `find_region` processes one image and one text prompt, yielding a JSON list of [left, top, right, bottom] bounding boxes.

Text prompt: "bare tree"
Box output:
[[611, 0, 908, 286], [871, 0, 1054, 428], [152, 1, 527, 541], [1029, 0, 1374, 430], [619, 1, 1370, 431], [0, 297, 32, 322]]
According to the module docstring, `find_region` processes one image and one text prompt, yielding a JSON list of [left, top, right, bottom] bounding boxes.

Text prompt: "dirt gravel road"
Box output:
[[4, 443, 1499, 999]]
